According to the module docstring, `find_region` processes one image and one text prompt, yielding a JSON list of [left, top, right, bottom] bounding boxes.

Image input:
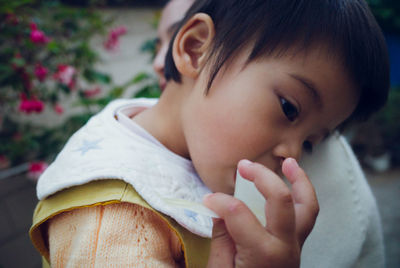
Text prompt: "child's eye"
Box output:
[[280, 97, 299, 122], [303, 140, 313, 154]]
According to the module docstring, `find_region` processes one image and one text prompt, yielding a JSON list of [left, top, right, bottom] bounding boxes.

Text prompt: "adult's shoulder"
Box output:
[[299, 133, 384, 268], [301, 133, 375, 206]]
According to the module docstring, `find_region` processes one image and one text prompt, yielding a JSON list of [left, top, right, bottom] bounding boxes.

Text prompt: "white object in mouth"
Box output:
[[163, 197, 219, 218], [234, 170, 266, 226]]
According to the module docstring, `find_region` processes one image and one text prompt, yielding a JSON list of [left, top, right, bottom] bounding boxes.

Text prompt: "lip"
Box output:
[[159, 80, 166, 91]]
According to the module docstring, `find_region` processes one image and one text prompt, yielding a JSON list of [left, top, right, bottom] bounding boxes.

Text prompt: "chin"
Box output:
[[216, 183, 235, 195], [159, 79, 166, 91]]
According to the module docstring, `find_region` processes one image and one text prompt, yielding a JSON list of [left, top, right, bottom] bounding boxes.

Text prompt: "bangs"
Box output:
[[165, 0, 390, 122]]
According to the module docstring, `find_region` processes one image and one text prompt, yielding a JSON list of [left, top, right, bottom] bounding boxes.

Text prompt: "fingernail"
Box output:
[[239, 159, 252, 167], [288, 157, 299, 168], [203, 193, 213, 202]]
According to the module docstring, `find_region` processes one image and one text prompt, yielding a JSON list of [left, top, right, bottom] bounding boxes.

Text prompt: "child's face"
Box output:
[[180, 47, 358, 194]]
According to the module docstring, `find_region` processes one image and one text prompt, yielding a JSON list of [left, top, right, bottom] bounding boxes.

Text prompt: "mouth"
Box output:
[[276, 169, 284, 179], [229, 171, 238, 194], [159, 80, 166, 91], [271, 158, 284, 176]]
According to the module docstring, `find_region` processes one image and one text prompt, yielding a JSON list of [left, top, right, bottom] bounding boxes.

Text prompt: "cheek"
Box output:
[[186, 106, 241, 163], [154, 44, 169, 68], [181, 108, 236, 192], [185, 99, 275, 167]]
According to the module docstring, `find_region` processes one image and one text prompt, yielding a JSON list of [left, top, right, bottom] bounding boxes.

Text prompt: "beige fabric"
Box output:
[[30, 179, 211, 267], [48, 202, 183, 267]]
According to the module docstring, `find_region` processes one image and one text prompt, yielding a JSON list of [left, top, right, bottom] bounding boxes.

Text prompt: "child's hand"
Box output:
[[203, 158, 319, 268]]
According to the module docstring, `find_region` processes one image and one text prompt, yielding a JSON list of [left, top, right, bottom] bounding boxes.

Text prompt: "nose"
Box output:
[[272, 139, 303, 163], [152, 52, 164, 77], [152, 45, 168, 77]]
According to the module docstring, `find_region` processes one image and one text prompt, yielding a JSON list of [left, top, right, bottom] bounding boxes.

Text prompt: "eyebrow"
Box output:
[[288, 73, 323, 109], [168, 21, 181, 35]]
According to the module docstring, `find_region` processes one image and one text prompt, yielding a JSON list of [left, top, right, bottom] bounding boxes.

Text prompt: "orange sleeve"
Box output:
[[48, 202, 184, 267]]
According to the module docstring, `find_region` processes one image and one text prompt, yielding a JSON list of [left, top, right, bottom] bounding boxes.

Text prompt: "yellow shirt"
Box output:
[[30, 179, 211, 267]]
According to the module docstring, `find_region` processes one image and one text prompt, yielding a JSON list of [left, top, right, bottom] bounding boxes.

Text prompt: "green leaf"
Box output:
[[132, 72, 150, 84], [133, 84, 161, 99], [47, 41, 61, 53], [58, 83, 71, 94], [83, 69, 111, 84], [140, 38, 157, 58], [109, 86, 124, 98], [376, 8, 393, 19], [10, 57, 26, 67], [0, 65, 14, 83], [0, 0, 33, 13]]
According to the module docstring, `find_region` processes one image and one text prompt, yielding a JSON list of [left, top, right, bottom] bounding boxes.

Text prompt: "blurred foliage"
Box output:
[[1, 0, 399, 170], [132, 11, 161, 99], [377, 88, 400, 147], [352, 87, 400, 167], [59, 0, 166, 7], [350, 1, 400, 168], [0, 0, 159, 167], [367, 0, 400, 34]]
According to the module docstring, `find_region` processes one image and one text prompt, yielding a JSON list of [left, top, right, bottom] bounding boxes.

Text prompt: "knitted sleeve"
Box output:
[[47, 202, 184, 267]]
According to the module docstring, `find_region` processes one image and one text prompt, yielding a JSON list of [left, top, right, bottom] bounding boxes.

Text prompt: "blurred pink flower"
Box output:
[[19, 94, 44, 114], [30, 22, 37, 30], [30, 22, 50, 44], [0, 155, 10, 170], [54, 103, 64, 114], [104, 25, 127, 51], [34, 64, 48, 82], [104, 38, 118, 51], [54, 64, 76, 89], [83, 86, 101, 98], [27, 161, 48, 181], [112, 26, 127, 36]]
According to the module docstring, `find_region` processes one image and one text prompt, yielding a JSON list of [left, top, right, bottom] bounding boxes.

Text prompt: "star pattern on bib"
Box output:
[[184, 209, 198, 222], [75, 139, 102, 156]]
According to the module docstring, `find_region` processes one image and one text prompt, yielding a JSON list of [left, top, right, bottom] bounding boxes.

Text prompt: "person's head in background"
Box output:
[[153, 0, 195, 90]]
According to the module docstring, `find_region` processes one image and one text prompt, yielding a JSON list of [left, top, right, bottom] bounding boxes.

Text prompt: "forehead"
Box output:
[[159, 0, 193, 36]]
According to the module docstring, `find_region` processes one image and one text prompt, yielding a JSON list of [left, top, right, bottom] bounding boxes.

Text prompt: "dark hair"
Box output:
[[164, 0, 390, 122]]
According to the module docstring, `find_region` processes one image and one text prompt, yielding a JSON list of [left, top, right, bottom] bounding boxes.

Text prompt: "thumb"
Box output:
[[207, 219, 235, 268]]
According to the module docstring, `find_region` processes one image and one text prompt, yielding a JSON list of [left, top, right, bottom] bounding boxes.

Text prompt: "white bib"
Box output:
[[37, 98, 213, 237]]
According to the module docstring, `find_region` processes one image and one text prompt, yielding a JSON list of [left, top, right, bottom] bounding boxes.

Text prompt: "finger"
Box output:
[[237, 159, 296, 242], [207, 218, 235, 268], [282, 158, 319, 245], [204, 192, 267, 247]]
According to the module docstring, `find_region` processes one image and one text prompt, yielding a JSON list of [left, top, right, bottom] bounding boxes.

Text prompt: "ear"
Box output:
[[172, 13, 215, 78]]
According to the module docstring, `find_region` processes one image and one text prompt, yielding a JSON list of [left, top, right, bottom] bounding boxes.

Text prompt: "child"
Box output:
[[155, 1, 386, 267], [30, 0, 389, 267]]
